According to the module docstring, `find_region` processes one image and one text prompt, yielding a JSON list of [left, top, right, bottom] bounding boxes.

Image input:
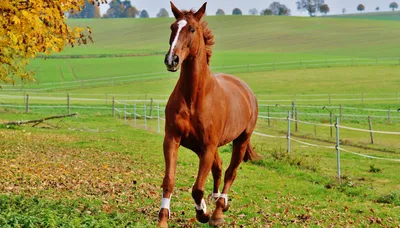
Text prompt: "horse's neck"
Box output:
[[178, 51, 214, 108]]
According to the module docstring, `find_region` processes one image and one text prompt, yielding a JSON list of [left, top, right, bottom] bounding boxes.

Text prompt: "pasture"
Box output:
[[1, 14, 400, 227]]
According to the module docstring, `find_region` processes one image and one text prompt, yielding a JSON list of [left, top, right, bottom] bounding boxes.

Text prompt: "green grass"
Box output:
[[0, 114, 399, 227], [2, 15, 400, 89], [330, 11, 400, 21]]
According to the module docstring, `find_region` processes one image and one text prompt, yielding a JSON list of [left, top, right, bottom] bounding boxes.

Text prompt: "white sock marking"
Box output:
[[168, 20, 187, 64]]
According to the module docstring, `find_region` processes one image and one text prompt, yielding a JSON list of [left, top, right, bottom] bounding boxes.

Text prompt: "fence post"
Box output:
[[124, 100, 127, 125], [388, 108, 391, 123], [287, 111, 291, 154], [314, 125, 317, 136], [329, 94, 331, 105], [361, 93, 364, 104], [267, 106, 270, 127], [134, 102, 136, 126], [339, 104, 343, 122], [291, 102, 295, 119], [368, 116, 374, 144], [157, 103, 160, 134], [25, 94, 29, 113], [330, 112, 333, 138], [112, 97, 115, 117], [295, 111, 298, 132], [335, 117, 341, 184], [144, 102, 147, 130], [149, 98, 154, 117], [67, 93, 70, 115]]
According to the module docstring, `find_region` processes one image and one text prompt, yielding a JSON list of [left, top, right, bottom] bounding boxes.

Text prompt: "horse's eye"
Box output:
[[190, 27, 195, 33]]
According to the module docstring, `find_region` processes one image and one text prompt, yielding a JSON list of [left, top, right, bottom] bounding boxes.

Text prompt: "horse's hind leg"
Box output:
[[210, 136, 249, 226]]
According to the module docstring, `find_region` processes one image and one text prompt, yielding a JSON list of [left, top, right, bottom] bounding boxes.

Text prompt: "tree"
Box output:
[[319, 4, 330, 15], [70, 0, 96, 18], [357, 4, 365, 12], [232, 8, 242, 15], [342, 8, 346, 14], [269, 2, 291, 15], [0, 0, 102, 84], [123, 6, 138, 18], [216, 9, 225, 15], [140, 10, 149, 18], [261, 9, 273, 15], [390, 2, 399, 11], [296, 0, 325, 17], [376, 6, 380, 11], [103, 0, 138, 18], [249, 8, 258, 15], [157, 8, 169, 17]]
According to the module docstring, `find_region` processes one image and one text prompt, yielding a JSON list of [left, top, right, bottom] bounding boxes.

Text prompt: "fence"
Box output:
[[2, 57, 400, 91]]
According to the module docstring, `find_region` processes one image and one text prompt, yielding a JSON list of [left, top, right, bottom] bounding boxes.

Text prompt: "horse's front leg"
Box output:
[[192, 146, 216, 223], [158, 135, 181, 228]]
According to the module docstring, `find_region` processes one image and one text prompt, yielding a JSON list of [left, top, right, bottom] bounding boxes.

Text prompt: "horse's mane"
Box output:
[[183, 10, 215, 65]]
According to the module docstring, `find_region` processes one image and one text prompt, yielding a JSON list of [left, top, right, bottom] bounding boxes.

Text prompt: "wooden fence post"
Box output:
[[25, 94, 29, 113], [149, 98, 154, 117], [291, 102, 295, 119], [112, 97, 115, 117], [368, 116, 374, 144], [295, 111, 298, 132], [330, 112, 333, 138], [67, 93, 70, 115]]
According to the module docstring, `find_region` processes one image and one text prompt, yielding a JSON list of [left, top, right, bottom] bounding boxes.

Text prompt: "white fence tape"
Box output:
[[338, 125, 400, 135], [340, 148, 400, 162], [290, 138, 335, 149], [253, 132, 287, 139]]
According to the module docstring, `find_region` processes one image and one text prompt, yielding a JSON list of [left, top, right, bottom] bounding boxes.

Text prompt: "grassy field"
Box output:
[[0, 113, 399, 227], [1, 15, 399, 90], [330, 11, 400, 21], [1, 15, 400, 227]]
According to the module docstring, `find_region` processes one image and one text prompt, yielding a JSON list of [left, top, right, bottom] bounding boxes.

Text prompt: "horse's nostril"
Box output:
[[173, 55, 179, 66]]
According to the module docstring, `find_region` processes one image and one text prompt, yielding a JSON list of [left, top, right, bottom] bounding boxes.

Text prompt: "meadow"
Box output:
[[1, 13, 400, 227]]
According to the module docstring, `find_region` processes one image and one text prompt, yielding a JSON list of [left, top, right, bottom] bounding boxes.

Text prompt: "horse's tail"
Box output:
[[243, 143, 261, 162]]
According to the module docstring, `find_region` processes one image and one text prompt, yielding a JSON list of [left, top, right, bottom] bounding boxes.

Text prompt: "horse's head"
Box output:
[[164, 2, 207, 72]]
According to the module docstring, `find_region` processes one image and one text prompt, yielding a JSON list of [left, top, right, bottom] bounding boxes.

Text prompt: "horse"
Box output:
[[158, 2, 259, 227]]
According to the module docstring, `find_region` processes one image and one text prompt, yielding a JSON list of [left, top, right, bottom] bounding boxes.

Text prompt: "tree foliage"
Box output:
[[216, 9, 225, 15], [268, 2, 291, 16], [261, 9, 273, 15], [249, 8, 258, 15], [103, 0, 138, 18], [0, 0, 104, 84], [157, 8, 169, 18], [69, 0, 99, 18], [342, 8, 346, 14], [232, 8, 242, 15], [140, 10, 149, 18], [390, 2, 399, 11], [376, 6, 380, 11], [296, 0, 325, 17], [319, 4, 330, 15], [357, 4, 365, 12]]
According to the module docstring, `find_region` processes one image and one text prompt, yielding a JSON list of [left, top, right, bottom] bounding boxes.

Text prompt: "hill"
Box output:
[[329, 11, 400, 21]]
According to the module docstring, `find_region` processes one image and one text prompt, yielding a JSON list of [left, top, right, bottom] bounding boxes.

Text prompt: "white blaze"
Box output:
[[168, 19, 187, 64]]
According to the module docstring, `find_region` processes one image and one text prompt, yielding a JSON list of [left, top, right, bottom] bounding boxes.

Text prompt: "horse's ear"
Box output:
[[170, 1, 182, 19], [194, 2, 207, 20]]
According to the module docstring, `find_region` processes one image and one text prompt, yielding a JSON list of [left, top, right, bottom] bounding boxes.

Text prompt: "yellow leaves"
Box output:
[[12, 15, 20, 25], [1, 0, 104, 84]]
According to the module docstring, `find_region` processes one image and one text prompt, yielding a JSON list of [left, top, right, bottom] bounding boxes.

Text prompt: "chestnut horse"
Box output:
[[158, 2, 259, 227]]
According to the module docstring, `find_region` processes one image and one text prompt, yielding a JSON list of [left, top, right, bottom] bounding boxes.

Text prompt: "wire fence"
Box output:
[[2, 57, 400, 91]]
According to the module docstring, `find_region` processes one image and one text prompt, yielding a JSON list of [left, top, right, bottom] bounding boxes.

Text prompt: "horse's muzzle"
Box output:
[[165, 54, 180, 72]]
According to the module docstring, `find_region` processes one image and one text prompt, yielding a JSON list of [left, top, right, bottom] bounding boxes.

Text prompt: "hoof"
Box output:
[[223, 203, 230, 212], [209, 218, 224, 227], [196, 210, 210, 223], [157, 221, 168, 228], [158, 208, 169, 228]]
